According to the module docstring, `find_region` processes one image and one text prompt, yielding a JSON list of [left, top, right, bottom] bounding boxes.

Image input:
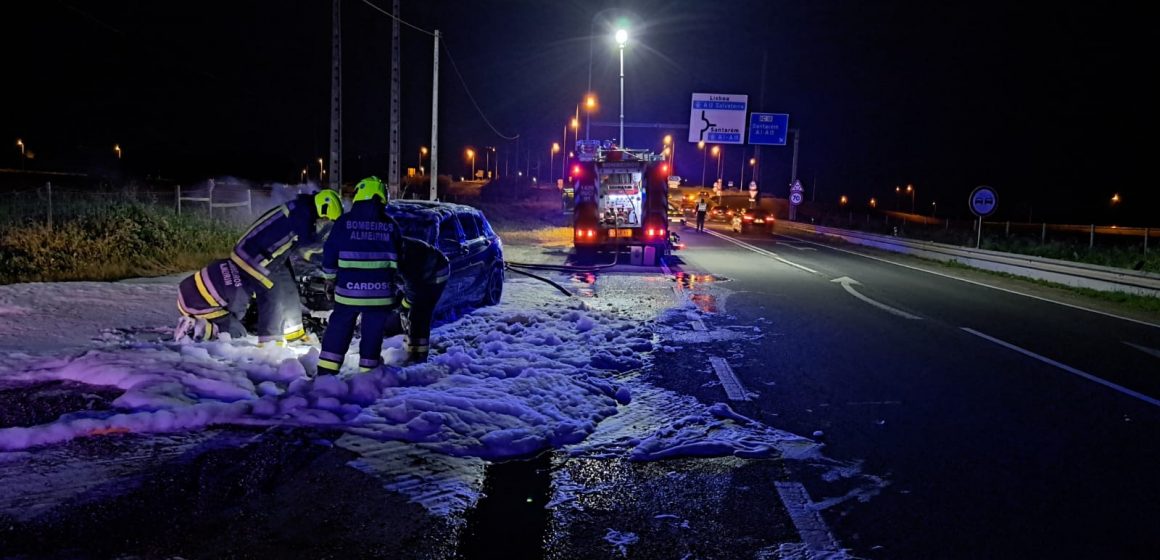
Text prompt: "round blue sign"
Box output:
[[969, 186, 998, 217]]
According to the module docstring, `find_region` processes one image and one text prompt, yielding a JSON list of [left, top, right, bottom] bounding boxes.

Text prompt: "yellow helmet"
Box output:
[[314, 189, 343, 221], [353, 176, 387, 203]]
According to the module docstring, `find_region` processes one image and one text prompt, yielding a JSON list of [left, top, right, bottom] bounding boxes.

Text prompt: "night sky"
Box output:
[[2, 1, 1153, 223]]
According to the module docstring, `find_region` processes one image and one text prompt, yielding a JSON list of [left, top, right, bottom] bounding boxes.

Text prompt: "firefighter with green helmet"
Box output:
[[316, 176, 405, 375], [229, 188, 343, 344]]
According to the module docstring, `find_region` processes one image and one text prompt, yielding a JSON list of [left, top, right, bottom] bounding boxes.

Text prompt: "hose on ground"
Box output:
[[503, 263, 574, 297]]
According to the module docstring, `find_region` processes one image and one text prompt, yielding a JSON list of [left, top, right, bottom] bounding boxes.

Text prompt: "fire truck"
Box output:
[[571, 140, 672, 265]]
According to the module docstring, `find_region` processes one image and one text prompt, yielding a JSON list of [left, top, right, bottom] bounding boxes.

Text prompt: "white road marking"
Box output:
[[778, 241, 818, 251], [1123, 341, 1160, 360], [774, 481, 842, 553], [704, 229, 820, 274], [962, 328, 1160, 408], [708, 356, 750, 401], [831, 276, 922, 320], [777, 231, 1160, 330]]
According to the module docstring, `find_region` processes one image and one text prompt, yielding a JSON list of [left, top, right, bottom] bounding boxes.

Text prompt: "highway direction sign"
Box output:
[[748, 113, 789, 145], [688, 93, 748, 145]]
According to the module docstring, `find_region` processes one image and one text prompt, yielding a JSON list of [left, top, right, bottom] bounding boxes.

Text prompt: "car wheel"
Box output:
[[481, 264, 504, 306]]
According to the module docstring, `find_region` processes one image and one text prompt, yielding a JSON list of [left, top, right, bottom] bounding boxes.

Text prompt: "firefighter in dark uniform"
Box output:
[[396, 237, 450, 363], [231, 189, 343, 344], [316, 177, 402, 375], [175, 258, 254, 341]]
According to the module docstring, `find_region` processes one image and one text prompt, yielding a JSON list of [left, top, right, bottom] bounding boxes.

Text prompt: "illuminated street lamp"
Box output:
[[15, 138, 25, 171], [698, 140, 706, 187], [301, 168, 308, 182], [869, 197, 878, 208], [931, 201, 937, 217], [711, 145, 722, 181], [113, 144, 122, 159], [663, 134, 677, 176], [906, 183, 915, 213], [419, 146, 428, 175], [615, 28, 628, 146], [466, 148, 476, 180], [551, 143, 560, 181], [840, 195, 849, 206], [1111, 193, 1121, 205], [584, 94, 597, 140], [318, 157, 326, 181]]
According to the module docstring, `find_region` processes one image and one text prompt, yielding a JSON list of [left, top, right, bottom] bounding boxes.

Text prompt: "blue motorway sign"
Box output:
[[748, 113, 789, 146]]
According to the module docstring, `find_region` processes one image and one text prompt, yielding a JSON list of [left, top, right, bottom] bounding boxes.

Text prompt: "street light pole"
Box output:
[[616, 28, 627, 148], [698, 141, 706, 188]]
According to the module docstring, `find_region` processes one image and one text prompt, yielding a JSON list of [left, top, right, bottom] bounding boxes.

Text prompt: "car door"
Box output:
[[436, 213, 468, 308], [456, 210, 490, 302]]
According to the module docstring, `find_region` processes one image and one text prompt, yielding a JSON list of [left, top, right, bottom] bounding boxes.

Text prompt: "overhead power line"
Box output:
[[359, 0, 434, 36], [358, 0, 518, 141]]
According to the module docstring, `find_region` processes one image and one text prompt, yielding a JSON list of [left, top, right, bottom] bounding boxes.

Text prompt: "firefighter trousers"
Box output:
[[247, 260, 305, 342], [318, 304, 393, 375], [401, 283, 446, 363]]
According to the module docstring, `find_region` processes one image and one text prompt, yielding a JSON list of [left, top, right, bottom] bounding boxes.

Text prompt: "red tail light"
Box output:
[[743, 216, 754, 221], [587, 229, 595, 238]]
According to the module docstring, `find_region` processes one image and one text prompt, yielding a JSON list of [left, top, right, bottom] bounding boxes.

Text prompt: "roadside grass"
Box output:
[[979, 238, 1160, 273], [0, 202, 240, 284], [939, 259, 1160, 314]]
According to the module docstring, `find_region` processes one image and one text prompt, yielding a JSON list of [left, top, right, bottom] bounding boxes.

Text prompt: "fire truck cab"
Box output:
[[572, 140, 672, 265]]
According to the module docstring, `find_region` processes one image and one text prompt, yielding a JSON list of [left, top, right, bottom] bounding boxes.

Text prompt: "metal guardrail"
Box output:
[[782, 222, 1160, 297]]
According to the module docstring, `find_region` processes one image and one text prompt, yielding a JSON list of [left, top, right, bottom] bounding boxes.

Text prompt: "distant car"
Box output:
[[296, 200, 504, 325], [731, 209, 775, 235], [708, 205, 735, 222], [667, 203, 687, 225]]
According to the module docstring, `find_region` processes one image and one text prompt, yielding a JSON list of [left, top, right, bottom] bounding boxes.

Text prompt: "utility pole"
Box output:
[[328, 0, 342, 190], [388, 0, 401, 198], [428, 30, 439, 201], [756, 49, 767, 187], [790, 128, 800, 188]]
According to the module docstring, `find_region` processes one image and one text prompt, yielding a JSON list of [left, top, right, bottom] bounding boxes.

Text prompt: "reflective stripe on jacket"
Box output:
[[177, 259, 250, 319], [321, 199, 403, 307], [231, 194, 317, 289]]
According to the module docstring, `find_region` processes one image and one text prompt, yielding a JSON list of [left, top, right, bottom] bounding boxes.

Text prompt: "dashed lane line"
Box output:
[[963, 328, 1160, 408], [774, 481, 843, 554], [708, 356, 750, 401], [1123, 341, 1160, 360]]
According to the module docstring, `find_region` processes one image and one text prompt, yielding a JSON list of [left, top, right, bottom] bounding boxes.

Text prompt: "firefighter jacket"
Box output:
[[397, 237, 451, 308], [320, 199, 403, 307], [231, 194, 319, 289], [177, 259, 252, 319]]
